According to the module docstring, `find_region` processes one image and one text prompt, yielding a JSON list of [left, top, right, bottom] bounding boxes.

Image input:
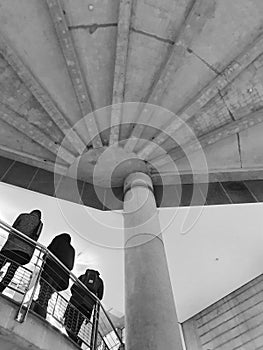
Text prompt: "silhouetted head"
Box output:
[[30, 209, 41, 219], [85, 269, 100, 276], [56, 233, 71, 244]]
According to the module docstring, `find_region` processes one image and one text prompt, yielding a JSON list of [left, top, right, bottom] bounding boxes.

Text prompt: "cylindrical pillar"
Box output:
[[123, 172, 183, 350]]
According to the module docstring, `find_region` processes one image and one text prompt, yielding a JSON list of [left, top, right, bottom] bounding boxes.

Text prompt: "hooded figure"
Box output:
[[33, 233, 75, 318], [64, 269, 104, 345], [0, 210, 43, 293]]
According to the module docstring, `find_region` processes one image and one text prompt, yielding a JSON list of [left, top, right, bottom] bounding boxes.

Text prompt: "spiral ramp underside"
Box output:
[[0, 0, 263, 205]]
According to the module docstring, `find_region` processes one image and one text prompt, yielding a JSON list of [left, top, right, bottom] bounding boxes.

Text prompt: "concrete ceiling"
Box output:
[[1, 0, 263, 197]]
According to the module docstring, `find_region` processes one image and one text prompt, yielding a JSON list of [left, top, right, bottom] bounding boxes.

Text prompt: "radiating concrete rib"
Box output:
[[150, 109, 263, 169], [46, 0, 103, 149], [109, 0, 133, 145], [0, 91, 65, 146], [0, 104, 75, 165], [138, 31, 263, 160], [124, 0, 213, 153], [0, 31, 85, 155]]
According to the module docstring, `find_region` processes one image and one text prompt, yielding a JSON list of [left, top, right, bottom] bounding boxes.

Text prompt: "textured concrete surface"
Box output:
[[0, 0, 87, 142], [64, 0, 119, 110], [190, 0, 263, 71], [0, 0, 263, 204], [124, 0, 191, 102]]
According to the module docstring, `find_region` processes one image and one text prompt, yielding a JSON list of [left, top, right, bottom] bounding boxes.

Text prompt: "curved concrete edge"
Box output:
[[0, 295, 78, 350]]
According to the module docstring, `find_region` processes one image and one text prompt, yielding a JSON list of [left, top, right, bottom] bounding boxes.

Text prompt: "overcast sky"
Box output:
[[0, 182, 262, 322]]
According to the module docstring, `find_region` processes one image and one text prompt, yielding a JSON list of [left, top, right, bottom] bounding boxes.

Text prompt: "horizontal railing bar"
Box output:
[[0, 219, 100, 300]]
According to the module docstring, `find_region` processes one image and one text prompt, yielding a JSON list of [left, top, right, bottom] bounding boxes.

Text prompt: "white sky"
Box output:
[[0, 182, 263, 322]]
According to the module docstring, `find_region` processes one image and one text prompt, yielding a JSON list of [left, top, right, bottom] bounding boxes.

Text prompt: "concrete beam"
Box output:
[[151, 168, 263, 186], [109, 0, 133, 145], [138, 31, 263, 160], [0, 30, 85, 155], [1, 150, 263, 209], [124, 0, 213, 153], [46, 0, 103, 148], [0, 144, 68, 177], [0, 104, 75, 164], [150, 109, 263, 168]]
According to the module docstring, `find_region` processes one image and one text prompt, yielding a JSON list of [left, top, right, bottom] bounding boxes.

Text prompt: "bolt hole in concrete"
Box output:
[[88, 4, 94, 11]]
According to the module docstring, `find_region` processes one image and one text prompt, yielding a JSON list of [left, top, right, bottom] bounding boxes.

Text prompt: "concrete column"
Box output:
[[123, 172, 183, 350]]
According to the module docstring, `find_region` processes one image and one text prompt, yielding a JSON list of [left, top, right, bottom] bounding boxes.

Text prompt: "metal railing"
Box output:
[[0, 219, 125, 350]]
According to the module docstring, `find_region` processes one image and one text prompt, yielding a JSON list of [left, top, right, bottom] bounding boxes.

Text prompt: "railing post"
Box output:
[[15, 247, 45, 323], [90, 301, 100, 350]]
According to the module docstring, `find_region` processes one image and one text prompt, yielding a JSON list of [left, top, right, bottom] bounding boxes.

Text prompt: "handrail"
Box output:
[[0, 219, 100, 303], [0, 218, 124, 348]]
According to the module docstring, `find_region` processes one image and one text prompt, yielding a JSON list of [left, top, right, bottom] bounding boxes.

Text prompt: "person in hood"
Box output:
[[0, 209, 43, 293], [64, 269, 104, 345], [33, 233, 75, 318]]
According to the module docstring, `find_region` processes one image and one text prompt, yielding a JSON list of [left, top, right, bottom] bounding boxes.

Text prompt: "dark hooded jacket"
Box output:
[[1, 210, 43, 264], [69, 270, 104, 314], [41, 233, 75, 292]]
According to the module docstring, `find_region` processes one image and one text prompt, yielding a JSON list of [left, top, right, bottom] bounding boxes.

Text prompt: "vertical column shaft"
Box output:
[[123, 172, 183, 350]]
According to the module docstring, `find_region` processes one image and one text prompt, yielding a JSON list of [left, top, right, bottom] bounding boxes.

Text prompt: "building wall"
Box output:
[[182, 274, 263, 349]]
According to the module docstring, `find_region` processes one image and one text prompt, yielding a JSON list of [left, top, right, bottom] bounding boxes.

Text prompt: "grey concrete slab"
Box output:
[[239, 123, 263, 169], [29, 168, 57, 197], [0, 119, 57, 163], [0, 55, 66, 145], [132, 0, 191, 41], [70, 27, 117, 110], [205, 182, 231, 205], [155, 184, 181, 208], [64, 0, 118, 111], [124, 0, 192, 103], [174, 183, 206, 207], [81, 182, 105, 211], [64, 0, 119, 24], [221, 181, 257, 204], [0, 153, 263, 209], [190, 0, 263, 72], [103, 186, 124, 211], [55, 175, 84, 205], [0, 157, 14, 179], [175, 134, 241, 173], [0, 0, 86, 142], [244, 180, 263, 202], [2, 162, 37, 189], [160, 53, 216, 114], [125, 33, 172, 102]]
